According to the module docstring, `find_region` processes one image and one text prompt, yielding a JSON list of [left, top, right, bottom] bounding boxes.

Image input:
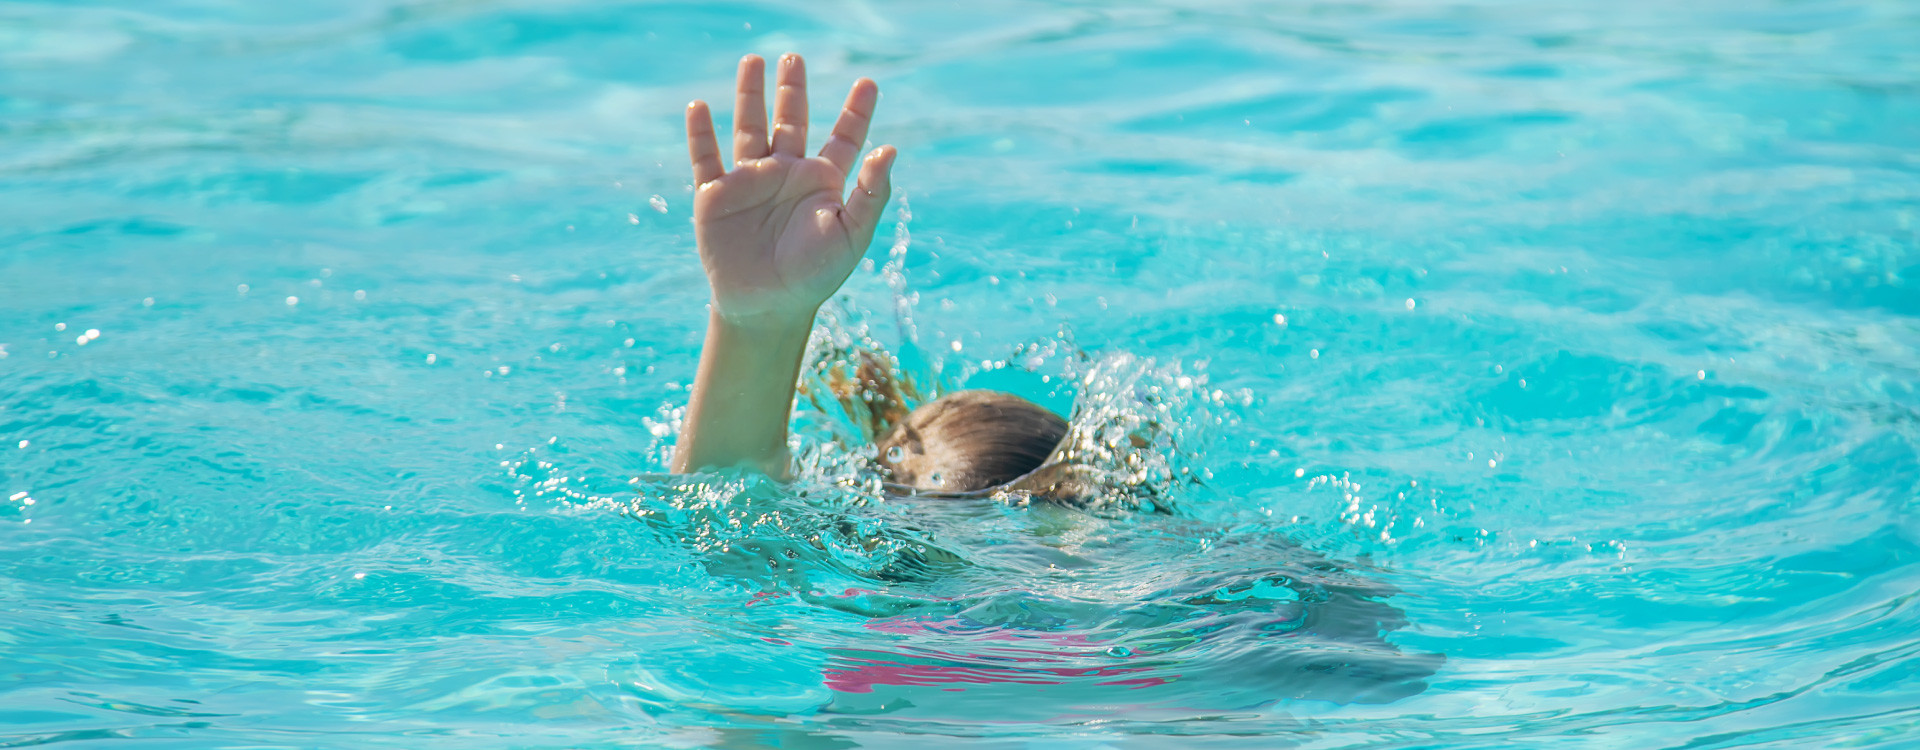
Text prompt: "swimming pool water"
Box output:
[[3, 0, 1918, 747]]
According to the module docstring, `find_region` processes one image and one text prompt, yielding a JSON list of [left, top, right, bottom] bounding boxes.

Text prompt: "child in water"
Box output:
[[671, 52, 1078, 499], [664, 56, 1443, 703]]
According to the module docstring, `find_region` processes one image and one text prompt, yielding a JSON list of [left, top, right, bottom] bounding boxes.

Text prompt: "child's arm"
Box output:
[[669, 53, 897, 477]]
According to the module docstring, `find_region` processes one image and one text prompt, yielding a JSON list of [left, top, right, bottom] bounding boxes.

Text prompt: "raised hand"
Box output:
[[685, 53, 896, 326], [670, 53, 896, 477]]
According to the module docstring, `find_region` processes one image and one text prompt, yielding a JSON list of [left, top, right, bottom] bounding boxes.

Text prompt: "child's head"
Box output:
[[875, 390, 1067, 493]]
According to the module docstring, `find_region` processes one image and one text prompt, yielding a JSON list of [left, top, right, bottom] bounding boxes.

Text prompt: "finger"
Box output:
[[843, 146, 896, 243], [819, 77, 878, 176], [685, 100, 724, 185], [732, 54, 769, 162], [770, 53, 809, 157]]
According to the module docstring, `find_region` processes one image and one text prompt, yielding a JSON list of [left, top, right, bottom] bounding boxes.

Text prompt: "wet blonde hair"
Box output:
[[874, 390, 1067, 493], [810, 349, 1076, 498]]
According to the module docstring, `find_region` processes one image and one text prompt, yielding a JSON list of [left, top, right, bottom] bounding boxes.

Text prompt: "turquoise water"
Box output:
[[4, 0, 1919, 746]]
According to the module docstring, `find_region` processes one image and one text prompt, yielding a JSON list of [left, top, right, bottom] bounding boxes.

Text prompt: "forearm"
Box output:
[[669, 308, 815, 477]]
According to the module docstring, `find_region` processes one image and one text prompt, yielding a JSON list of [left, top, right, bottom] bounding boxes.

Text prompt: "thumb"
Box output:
[[843, 146, 896, 246]]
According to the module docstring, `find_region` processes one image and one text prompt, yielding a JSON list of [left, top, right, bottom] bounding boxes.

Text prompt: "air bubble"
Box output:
[[885, 446, 905, 463], [650, 195, 668, 213]]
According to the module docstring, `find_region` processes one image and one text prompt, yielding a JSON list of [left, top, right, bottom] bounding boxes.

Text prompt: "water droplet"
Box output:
[[649, 195, 668, 213], [885, 446, 905, 463], [1106, 645, 1133, 658]]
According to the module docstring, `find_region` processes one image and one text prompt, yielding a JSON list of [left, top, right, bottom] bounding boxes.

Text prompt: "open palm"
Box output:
[[686, 54, 896, 324]]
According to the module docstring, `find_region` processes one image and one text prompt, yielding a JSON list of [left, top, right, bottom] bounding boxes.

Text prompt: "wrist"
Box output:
[[708, 303, 818, 337]]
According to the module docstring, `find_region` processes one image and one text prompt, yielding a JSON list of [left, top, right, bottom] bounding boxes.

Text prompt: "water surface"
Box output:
[[3, 0, 1918, 747]]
